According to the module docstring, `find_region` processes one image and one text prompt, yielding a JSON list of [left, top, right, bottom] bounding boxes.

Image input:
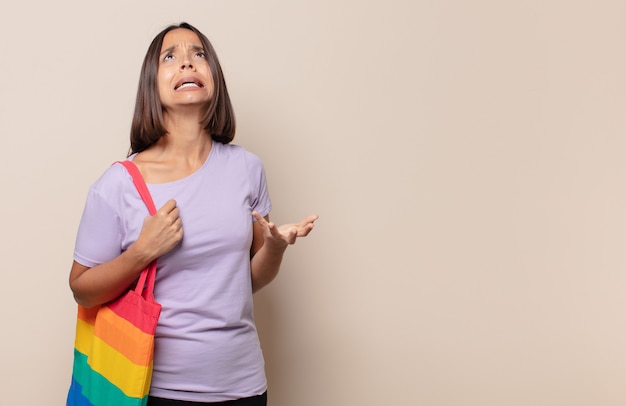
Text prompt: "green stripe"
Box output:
[[72, 350, 148, 406]]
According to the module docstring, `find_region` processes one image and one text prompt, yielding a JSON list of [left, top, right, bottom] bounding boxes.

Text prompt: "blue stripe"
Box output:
[[67, 376, 94, 406], [67, 350, 148, 406]]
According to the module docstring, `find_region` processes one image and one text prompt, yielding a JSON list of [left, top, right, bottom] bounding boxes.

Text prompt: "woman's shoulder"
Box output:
[[88, 161, 133, 195], [215, 142, 264, 165]]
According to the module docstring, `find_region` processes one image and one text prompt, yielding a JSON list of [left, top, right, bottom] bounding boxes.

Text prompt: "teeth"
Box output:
[[178, 82, 200, 89]]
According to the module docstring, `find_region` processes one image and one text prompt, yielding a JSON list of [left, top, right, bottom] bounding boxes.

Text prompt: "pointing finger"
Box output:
[[252, 211, 265, 223]]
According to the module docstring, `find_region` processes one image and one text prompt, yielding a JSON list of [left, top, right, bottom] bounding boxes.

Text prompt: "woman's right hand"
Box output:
[[133, 199, 184, 261]]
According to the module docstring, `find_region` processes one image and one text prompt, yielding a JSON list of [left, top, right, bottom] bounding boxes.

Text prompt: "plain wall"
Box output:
[[2, 1, 626, 405]]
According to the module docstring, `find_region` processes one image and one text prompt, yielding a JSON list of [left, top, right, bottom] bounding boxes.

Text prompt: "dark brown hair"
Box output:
[[129, 22, 235, 154]]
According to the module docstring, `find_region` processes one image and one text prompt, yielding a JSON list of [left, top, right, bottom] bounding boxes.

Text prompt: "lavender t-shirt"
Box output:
[[74, 141, 271, 402]]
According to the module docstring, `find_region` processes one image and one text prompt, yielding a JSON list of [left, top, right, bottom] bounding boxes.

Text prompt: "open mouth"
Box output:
[[174, 78, 205, 90]]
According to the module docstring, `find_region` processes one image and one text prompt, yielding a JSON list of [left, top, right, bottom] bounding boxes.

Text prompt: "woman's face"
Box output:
[[157, 28, 214, 111]]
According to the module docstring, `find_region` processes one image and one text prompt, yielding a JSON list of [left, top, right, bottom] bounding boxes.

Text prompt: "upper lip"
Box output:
[[174, 76, 205, 90]]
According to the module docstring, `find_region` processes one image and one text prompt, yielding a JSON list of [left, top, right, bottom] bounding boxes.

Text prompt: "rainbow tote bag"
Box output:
[[67, 160, 161, 406]]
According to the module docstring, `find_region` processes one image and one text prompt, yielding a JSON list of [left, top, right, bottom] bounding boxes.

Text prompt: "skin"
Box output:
[[69, 29, 318, 307]]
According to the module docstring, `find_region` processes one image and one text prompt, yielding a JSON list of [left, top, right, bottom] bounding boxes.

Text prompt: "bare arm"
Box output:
[[250, 212, 318, 293], [69, 199, 183, 308]]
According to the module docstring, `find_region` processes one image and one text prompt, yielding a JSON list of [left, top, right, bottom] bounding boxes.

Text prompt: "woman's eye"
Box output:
[[196, 52, 206, 58], [163, 54, 174, 62]]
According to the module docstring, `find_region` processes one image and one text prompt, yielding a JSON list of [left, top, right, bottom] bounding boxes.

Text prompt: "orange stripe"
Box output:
[[75, 305, 155, 366], [92, 306, 155, 366], [77, 305, 98, 326]]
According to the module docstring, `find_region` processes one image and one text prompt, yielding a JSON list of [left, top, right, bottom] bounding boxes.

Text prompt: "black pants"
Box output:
[[148, 392, 267, 406]]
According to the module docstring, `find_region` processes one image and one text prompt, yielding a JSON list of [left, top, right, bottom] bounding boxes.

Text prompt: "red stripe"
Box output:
[[107, 290, 161, 335]]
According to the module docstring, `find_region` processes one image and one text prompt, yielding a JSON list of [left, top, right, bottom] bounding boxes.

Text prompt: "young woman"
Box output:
[[69, 22, 318, 405]]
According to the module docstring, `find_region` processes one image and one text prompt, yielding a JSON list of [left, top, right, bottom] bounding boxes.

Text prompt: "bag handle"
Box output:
[[117, 160, 158, 301], [118, 160, 157, 215]]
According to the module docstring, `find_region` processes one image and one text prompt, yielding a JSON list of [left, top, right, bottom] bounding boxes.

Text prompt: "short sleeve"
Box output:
[[73, 186, 123, 267], [246, 152, 271, 219]]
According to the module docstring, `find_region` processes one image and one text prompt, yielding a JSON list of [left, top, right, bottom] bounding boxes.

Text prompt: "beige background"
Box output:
[[2, 0, 626, 405]]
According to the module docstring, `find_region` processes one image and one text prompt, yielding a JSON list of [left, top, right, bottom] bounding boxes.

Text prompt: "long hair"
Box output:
[[129, 22, 235, 154]]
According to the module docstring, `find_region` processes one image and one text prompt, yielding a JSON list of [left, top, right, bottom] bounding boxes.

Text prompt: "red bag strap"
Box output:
[[118, 160, 157, 215], [116, 160, 158, 301]]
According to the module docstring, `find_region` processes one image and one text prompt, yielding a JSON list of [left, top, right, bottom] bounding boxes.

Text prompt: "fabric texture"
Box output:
[[72, 142, 271, 402], [67, 160, 161, 406]]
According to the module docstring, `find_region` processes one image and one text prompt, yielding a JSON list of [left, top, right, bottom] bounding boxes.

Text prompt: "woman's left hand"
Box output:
[[252, 211, 319, 249]]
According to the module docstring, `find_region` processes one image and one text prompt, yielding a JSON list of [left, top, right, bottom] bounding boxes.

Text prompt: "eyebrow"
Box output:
[[160, 44, 205, 55]]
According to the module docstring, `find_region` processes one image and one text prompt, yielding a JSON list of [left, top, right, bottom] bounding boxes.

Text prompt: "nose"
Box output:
[[180, 53, 194, 70]]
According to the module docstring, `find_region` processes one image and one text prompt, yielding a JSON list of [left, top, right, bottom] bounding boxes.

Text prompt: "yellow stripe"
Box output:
[[89, 336, 153, 397], [74, 318, 154, 398], [75, 318, 95, 354]]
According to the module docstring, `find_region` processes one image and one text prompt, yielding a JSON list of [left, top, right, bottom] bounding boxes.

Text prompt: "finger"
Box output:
[[296, 223, 315, 237], [267, 221, 282, 238], [286, 227, 298, 244], [173, 217, 183, 231], [158, 199, 178, 214], [301, 214, 319, 224], [251, 211, 266, 224], [295, 214, 319, 229], [161, 206, 180, 225]]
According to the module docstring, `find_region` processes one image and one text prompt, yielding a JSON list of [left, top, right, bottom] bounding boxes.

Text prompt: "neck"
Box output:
[[154, 109, 212, 165]]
